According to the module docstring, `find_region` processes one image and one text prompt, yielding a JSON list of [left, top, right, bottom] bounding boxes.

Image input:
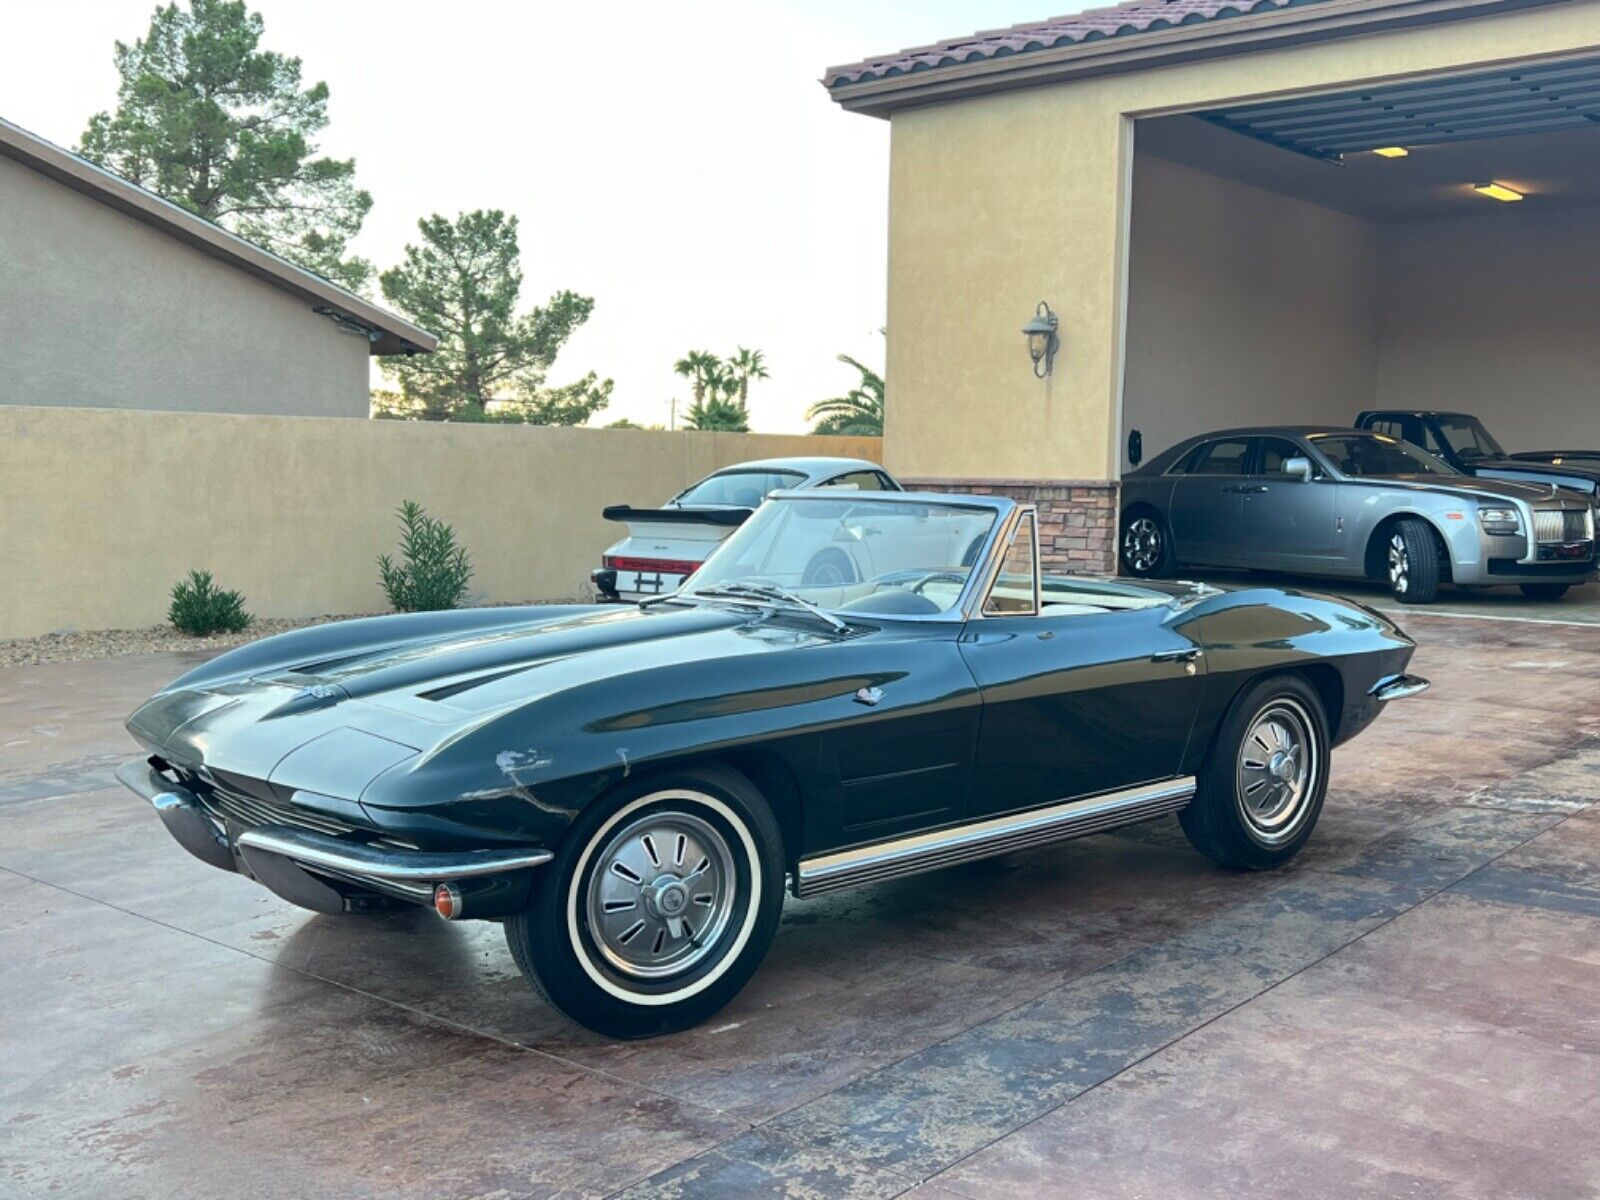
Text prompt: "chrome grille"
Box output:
[[201, 787, 356, 838], [1532, 508, 1593, 544]]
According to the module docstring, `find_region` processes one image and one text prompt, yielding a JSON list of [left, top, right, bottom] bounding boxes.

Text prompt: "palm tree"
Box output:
[[807, 354, 884, 436], [727, 347, 769, 405], [672, 350, 723, 408], [683, 395, 750, 432]]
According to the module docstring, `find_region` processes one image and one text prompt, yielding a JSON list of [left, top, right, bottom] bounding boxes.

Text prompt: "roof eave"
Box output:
[[824, 0, 1565, 119], [0, 117, 438, 355]]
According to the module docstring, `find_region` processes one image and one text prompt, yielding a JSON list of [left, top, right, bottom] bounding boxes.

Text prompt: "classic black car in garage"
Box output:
[[118, 491, 1426, 1037], [1354, 410, 1600, 505]]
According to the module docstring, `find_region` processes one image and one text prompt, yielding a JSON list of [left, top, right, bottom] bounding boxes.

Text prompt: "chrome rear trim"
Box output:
[[1369, 673, 1430, 703], [794, 777, 1195, 897], [235, 826, 553, 882]]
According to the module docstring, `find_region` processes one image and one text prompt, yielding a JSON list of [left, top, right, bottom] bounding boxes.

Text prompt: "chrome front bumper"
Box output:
[[116, 760, 552, 912], [1369, 674, 1430, 703]]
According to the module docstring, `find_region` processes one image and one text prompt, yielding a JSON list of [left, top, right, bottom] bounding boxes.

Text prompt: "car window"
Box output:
[[675, 469, 806, 507], [984, 513, 1038, 616], [1433, 415, 1505, 461], [1184, 439, 1253, 476], [820, 470, 888, 492], [1255, 438, 1313, 477], [1367, 418, 1404, 440], [1308, 434, 1458, 477]]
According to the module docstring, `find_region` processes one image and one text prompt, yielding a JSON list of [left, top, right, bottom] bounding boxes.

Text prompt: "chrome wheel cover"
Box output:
[[585, 810, 738, 980], [1387, 533, 1409, 595], [1236, 698, 1318, 845], [1123, 518, 1163, 573]]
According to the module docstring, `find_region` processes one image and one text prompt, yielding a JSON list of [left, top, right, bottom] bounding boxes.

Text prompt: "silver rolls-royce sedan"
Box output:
[[1120, 427, 1597, 604]]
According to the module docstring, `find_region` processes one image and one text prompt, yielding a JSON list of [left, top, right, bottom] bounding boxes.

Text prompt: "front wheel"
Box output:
[[1520, 583, 1571, 601], [1121, 511, 1173, 578], [1385, 518, 1442, 604], [1180, 675, 1329, 871], [505, 765, 784, 1039]]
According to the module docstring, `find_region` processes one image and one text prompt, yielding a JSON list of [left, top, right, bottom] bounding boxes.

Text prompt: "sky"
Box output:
[[0, 0, 1056, 432]]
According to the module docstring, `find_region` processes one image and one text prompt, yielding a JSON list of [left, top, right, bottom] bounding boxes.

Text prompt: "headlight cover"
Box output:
[[1478, 507, 1522, 536]]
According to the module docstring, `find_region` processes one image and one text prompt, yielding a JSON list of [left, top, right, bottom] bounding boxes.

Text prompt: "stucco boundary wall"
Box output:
[[908, 478, 1118, 575], [0, 406, 881, 640]]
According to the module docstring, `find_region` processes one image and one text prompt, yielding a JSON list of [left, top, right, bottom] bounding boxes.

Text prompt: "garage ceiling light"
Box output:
[[1372, 146, 1409, 158], [1472, 182, 1524, 203]]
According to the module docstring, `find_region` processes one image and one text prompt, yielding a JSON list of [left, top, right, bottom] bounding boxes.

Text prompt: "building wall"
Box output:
[[1122, 154, 1377, 468], [0, 155, 369, 417], [0, 407, 881, 639], [882, 0, 1600, 487], [1375, 203, 1600, 452]]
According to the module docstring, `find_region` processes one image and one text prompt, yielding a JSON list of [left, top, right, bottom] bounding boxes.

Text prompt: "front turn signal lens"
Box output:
[[433, 882, 463, 920]]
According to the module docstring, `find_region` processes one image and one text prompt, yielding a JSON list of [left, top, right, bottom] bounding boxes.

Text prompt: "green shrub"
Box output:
[[378, 500, 474, 612], [168, 570, 253, 636]]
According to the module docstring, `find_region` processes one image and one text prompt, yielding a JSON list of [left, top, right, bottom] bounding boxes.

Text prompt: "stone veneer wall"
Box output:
[[906, 479, 1119, 575]]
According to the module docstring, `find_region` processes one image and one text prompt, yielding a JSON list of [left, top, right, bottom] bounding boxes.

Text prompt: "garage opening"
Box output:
[[1121, 55, 1600, 472]]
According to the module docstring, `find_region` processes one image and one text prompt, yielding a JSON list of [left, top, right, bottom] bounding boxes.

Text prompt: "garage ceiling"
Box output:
[[1203, 56, 1600, 161], [1137, 110, 1600, 221]]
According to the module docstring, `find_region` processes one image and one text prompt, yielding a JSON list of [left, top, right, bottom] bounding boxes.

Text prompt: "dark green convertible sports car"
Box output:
[[119, 491, 1426, 1037]]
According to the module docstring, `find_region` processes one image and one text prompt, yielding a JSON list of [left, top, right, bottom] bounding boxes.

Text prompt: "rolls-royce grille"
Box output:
[[200, 787, 356, 838], [1532, 509, 1593, 544]]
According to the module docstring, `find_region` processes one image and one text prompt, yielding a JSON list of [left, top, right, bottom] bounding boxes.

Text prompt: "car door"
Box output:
[[1241, 437, 1338, 567], [1168, 437, 1253, 566], [958, 512, 1207, 817]]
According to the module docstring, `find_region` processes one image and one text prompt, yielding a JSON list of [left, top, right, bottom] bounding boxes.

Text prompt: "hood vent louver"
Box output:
[[418, 666, 533, 703]]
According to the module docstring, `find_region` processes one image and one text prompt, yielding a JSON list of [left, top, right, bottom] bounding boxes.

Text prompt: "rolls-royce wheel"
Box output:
[[1520, 583, 1571, 601], [1121, 510, 1173, 578], [802, 549, 856, 587], [1385, 518, 1441, 604], [1180, 674, 1329, 871], [505, 764, 784, 1039]]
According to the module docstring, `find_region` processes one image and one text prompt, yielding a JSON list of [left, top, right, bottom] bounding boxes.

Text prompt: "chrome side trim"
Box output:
[[234, 826, 553, 882], [1369, 673, 1430, 703], [794, 777, 1196, 897]]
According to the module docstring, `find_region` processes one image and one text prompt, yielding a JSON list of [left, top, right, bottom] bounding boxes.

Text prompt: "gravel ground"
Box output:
[[0, 600, 577, 668]]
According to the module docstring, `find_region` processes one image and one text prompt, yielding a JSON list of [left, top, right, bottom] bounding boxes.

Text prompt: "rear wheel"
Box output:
[[1385, 518, 1441, 604], [1180, 675, 1329, 871], [1121, 510, 1173, 578], [505, 764, 784, 1039], [1520, 583, 1571, 601]]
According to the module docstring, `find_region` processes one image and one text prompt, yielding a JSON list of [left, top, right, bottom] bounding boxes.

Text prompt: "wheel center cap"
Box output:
[[1269, 751, 1296, 782], [643, 876, 688, 917]]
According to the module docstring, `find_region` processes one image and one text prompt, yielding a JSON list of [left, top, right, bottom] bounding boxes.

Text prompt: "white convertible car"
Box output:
[[592, 457, 901, 601]]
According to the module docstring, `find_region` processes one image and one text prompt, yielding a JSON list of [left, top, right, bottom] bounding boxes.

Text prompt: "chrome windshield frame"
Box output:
[[673, 490, 1019, 625]]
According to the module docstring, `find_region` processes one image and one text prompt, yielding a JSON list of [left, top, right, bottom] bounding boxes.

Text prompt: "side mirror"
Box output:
[[1283, 456, 1313, 482]]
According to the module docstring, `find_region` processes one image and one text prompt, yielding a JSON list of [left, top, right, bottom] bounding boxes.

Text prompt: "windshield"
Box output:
[[683, 496, 998, 617], [1309, 434, 1459, 477], [674, 468, 805, 508], [1434, 415, 1505, 461]]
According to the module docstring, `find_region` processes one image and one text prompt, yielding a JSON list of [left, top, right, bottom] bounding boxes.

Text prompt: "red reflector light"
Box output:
[[433, 883, 462, 920], [603, 555, 700, 576]]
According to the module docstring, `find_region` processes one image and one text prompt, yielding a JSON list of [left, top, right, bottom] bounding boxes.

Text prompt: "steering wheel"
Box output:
[[908, 570, 969, 596]]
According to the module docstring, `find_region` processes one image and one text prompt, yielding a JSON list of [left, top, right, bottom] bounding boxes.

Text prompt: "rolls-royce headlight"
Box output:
[[1478, 507, 1522, 536]]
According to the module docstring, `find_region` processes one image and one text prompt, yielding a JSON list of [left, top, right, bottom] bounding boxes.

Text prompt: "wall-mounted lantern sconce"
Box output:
[[1021, 301, 1059, 379]]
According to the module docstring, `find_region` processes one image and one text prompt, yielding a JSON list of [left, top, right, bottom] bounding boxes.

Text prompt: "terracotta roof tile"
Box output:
[[824, 0, 1332, 88]]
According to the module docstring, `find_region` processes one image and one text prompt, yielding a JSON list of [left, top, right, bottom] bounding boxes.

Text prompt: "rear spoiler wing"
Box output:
[[601, 505, 752, 527]]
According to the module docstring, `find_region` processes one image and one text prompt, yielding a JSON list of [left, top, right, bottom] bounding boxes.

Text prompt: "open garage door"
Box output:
[[1121, 55, 1600, 473]]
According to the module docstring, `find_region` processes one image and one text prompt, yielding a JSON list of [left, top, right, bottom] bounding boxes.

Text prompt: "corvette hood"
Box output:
[[127, 604, 815, 797]]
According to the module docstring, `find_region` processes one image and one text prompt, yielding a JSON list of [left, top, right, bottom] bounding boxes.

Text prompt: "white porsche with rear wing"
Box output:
[[592, 457, 899, 601]]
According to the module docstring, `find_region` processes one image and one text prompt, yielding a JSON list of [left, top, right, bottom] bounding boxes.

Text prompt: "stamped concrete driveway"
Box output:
[[4, 611, 1600, 1199]]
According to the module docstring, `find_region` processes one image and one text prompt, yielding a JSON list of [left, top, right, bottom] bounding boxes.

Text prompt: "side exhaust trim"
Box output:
[[794, 777, 1196, 898]]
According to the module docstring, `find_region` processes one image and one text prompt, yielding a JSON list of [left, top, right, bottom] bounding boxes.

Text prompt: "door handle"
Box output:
[[1221, 485, 1268, 494], [1150, 648, 1204, 663]]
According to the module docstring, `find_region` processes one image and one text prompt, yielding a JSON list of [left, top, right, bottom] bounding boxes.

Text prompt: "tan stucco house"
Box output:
[[827, 0, 1600, 572], [0, 117, 435, 418]]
